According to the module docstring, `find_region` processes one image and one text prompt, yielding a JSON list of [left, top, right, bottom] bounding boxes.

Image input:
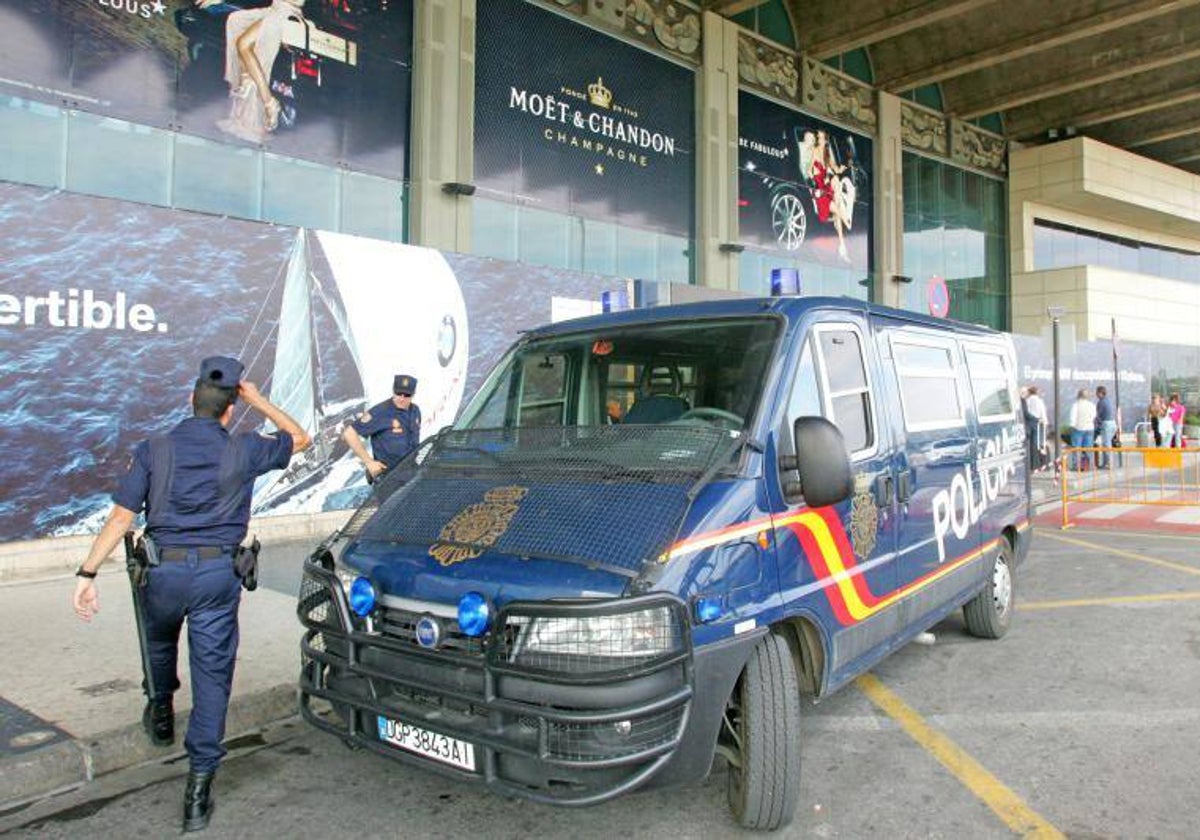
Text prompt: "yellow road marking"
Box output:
[[1052, 528, 1200, 544], [1021, 591, 1200, 610], [856, 674, 1064, 839], [1040, 532, 1200, 578]]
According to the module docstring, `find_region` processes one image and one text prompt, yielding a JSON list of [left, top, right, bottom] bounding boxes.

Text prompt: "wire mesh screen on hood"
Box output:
[[349, 425, 740, 577]]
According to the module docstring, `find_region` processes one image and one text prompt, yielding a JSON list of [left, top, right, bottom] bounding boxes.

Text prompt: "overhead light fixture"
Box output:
[[442, 182, 477, 196], [1047, 127, 1060, 141]]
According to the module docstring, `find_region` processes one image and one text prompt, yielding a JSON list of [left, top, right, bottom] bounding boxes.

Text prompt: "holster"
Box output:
[[129, 534, 160, 588], [234, 537, 261, 591]]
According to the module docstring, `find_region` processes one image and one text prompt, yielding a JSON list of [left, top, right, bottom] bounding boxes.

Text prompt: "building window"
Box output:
[[1031, 218, 1200, 283]]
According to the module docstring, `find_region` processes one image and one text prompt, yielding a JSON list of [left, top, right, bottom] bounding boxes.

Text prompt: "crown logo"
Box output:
[[587, 77, 613, 109]]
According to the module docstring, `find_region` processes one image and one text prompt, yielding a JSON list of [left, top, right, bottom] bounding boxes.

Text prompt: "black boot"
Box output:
[[183, 770, 215, 832], [142, 698, 174, 746]]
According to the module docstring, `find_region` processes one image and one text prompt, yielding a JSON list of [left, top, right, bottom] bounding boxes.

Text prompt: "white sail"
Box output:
[[313, 231, 470, 436], [265, 229, 317, 435]]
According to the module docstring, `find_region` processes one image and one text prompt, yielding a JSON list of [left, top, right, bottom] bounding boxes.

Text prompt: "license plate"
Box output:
[[377, 715, 476, 771]]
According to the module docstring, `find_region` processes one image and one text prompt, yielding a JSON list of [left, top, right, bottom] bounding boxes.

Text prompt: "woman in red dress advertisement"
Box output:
[[809, 130, 852, 263]]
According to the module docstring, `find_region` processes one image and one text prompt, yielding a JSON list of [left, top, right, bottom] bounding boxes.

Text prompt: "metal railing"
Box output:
[[1059, 445, 1200, 529]]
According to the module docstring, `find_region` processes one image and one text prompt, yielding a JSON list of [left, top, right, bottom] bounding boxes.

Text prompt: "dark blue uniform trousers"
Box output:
[[144, 551, 242, 773]]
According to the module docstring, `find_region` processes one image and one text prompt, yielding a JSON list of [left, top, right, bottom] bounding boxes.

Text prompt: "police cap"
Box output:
[[198, 356, 244, 390], [393, 374, 418, 396]]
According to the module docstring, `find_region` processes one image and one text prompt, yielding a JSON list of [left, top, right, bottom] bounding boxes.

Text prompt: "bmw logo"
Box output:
[[437, 315, 457, 367], [415, 614, 442, 649]]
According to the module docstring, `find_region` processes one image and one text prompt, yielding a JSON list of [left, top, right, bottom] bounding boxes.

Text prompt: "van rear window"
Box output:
[[892, 336, 964, 430]]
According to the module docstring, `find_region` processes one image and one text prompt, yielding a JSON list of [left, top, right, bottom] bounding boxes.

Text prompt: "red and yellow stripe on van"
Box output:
[[662, 508, 1030, 627]]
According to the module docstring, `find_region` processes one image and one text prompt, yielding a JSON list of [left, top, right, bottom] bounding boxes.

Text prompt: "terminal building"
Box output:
[[2, 0, 1198, 548]]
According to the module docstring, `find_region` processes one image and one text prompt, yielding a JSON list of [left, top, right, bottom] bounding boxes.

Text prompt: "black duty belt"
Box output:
[[158, 546, 233, 561]]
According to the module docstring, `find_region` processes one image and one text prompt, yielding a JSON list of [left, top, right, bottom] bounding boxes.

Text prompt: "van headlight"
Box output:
[[515, 606, 679, 661]]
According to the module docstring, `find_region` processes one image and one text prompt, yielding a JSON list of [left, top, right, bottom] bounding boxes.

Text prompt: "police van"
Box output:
[[296, 295, 1030, 830]]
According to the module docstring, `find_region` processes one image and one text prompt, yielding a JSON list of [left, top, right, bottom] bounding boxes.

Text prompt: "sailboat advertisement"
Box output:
[[0, 179, 628, 544], [0, 180, 487, 543]]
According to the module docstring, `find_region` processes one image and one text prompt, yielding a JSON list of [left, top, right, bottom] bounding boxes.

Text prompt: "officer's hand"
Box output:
[[73, 578, 100, 622], [366, 460, 387, 479], [238, 380, 264, 406]]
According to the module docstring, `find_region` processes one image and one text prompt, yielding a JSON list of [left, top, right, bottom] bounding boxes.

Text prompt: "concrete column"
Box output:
[[410, 0, 475, 252], [694, 11, 740, 290], [873, 91, 904, 307]]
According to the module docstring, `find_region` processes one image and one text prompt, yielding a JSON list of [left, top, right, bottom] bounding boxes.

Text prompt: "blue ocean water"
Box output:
[[0, 183, 303, 540]]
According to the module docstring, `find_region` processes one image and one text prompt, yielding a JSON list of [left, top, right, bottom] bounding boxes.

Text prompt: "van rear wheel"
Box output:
[[963, 540, 1014, 639], [725, 632, 801, 830]]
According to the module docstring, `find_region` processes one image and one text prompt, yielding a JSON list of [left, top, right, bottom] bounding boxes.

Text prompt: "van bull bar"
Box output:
[[296, 553, 749, 804]]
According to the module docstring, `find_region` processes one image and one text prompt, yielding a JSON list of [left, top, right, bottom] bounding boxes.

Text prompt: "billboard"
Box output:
[[0, 180, 621, 543], [737, 90, 872, 271], [474, 0, 695, 237], [0, 0, 412, 177]]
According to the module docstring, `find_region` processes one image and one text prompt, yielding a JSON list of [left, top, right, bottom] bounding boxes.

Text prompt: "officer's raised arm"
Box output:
[[239, 380, 312, 454]]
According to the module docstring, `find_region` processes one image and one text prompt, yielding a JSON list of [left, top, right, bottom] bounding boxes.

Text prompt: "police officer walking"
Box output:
[[342, 373, 422, 478], [72, 356, 311, 832]]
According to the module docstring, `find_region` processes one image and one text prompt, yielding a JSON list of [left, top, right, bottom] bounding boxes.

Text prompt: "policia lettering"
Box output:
[[931, 431, 1020, 563], [73, 356, 311, 832]]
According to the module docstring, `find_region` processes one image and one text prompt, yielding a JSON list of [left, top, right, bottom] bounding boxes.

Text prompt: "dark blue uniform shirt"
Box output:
[[113, 417, 293, 548], [350, 399, 421, 469], [1095, 396, 1114, 423]]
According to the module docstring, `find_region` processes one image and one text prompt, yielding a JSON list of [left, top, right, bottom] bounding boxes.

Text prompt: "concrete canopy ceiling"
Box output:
[[708, 0, 1200, 171]]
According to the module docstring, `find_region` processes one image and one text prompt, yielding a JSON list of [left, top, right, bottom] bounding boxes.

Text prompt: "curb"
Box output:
[[0, 683, 298, 814]]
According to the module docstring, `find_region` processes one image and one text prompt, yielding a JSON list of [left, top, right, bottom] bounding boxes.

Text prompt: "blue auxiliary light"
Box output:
[[695, 598, 723, 624], [457, 591, 491, 637], [349, 576, 377, 617]]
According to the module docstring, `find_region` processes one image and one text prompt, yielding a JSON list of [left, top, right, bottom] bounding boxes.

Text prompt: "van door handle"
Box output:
[[897, 472, 912, 503], [874, 474, 894, 506]]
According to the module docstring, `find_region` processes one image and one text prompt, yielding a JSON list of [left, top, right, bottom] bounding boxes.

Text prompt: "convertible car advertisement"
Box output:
[[737, 90, 872, 272], [0, 0, 412, 177]]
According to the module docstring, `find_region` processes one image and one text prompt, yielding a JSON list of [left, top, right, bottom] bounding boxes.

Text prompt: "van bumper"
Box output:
[[296, 559, 759, 805]]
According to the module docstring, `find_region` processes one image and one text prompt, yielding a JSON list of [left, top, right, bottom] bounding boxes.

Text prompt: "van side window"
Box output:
[[965, 347, 1016, 420], [817, 328, 874, 454], [786, 340, 822, 431], [519, 354, 569, 426], [892, 337, 964, 430]]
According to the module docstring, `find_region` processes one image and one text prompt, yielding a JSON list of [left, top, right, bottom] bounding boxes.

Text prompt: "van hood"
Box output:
[[340, 426, 741, 605]]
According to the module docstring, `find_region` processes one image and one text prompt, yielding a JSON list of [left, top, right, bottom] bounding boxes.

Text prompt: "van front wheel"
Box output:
[[963, 540, 1014, 639], [725, 632, 801, 830]]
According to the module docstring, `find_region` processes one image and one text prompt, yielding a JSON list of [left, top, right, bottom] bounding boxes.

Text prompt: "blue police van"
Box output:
[[296, 295, 1031, 830]]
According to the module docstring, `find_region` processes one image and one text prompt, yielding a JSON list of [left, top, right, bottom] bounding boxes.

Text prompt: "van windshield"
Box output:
[[458, 316, 781, 434]]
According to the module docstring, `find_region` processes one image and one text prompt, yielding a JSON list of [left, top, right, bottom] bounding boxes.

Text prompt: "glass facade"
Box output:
[[472, 198, 693, 284], [1032, 219, 1200, 283], [738, 249, 873, 299], [901, 152, 1008, 330], [0, 94, 407, 243]]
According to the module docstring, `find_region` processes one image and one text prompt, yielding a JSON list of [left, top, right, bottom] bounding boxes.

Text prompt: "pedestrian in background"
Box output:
[[1148, 394, 1164, 447], [72, 356, 311, 832], [1068, 388, 1096, 471], [1025, 385, 1048, 471], [1157, 395, 1175, 449], [1167, 393, 1186, 447], [1094, 385, 1116, 470]]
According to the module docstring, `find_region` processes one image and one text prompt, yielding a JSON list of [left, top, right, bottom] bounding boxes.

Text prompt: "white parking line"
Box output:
[[1076, 503, 1142, 519]]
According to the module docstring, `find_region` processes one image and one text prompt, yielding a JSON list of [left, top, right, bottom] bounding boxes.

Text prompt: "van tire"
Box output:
[[963, 540, 1014, 639], [727, 632, 801, 830]]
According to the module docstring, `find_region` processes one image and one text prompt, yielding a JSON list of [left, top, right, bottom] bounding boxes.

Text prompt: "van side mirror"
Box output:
[[781, 417, 854, 508]]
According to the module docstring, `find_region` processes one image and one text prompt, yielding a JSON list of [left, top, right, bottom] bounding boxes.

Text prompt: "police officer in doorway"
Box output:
[[72, 356, 311, 832], [342, 373, 422, 478]]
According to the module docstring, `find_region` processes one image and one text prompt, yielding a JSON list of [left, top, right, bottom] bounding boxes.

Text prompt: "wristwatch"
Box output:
[[75, 565, 98, 579]]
